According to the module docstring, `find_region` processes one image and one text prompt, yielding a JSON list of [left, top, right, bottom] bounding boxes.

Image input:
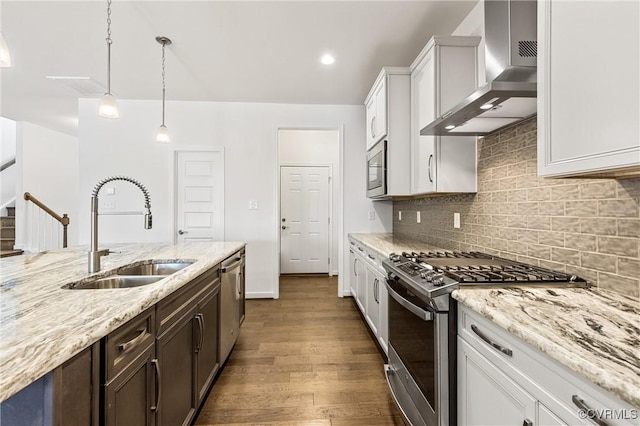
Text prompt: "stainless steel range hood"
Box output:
[[421, 0, 537, 136]]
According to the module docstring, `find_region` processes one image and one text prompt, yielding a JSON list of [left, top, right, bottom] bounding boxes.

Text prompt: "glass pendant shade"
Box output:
[[98, 93, 119, 118], [156, 124, 170, 143], [0, 33, 12, 68]]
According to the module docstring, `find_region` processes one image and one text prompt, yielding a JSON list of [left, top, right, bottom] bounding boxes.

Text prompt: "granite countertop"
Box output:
[[0, 241, 245, 402], [349, 233, 640, 409]]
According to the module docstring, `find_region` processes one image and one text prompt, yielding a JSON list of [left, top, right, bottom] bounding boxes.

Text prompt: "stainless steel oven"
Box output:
[[382, 250, 588, 426], [366, 139, 386, 198], [384, 275, 455, 426]]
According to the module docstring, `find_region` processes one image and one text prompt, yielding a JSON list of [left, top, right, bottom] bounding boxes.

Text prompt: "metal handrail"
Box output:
[[23, 192, 70, 248], [0, 157, 16, 173]]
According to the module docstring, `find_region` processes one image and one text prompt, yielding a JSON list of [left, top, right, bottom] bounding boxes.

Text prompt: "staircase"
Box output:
[[1, 206, 23, 258]]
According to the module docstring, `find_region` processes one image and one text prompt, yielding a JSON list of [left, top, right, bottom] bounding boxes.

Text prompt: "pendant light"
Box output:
[[155, 36, 171, 143], [0, 32, 12, 68], [98, 0, 119, 118]]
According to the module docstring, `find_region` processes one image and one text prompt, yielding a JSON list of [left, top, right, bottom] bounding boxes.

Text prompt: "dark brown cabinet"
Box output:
[[53, 344, 100, 426], [103, 308, 157, 426], [196, 288, 219, 403], [156, 308, 197, 426], [104, 345, 157, 426], [155, 266, 221, 426]]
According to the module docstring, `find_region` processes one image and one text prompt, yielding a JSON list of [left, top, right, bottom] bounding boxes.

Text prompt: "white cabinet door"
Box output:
[[365, 96, 377, 150], [410, 37, 479, 195], [538, 0, 640, 177], [538, 403, 569, 426], [348, 248, 358, 298], [365, 76, 388, 151], [364, 263, 381, 336], [354, 251, 366, 312], [458, 338, 537, 426], [374, 77, 388, 145]]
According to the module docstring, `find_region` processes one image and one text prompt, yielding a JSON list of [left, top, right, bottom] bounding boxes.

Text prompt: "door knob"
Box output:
[[282, 225, 288, 230], [281, 218, 286, 222], [178, 229, 188, 235]]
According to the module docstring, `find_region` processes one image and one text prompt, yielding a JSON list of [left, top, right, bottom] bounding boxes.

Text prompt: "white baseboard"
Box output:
[[246, 291, 276, 299]]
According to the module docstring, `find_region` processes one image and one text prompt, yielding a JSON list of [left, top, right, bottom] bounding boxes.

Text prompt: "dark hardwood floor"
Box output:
[[194, 275, 403, 426]]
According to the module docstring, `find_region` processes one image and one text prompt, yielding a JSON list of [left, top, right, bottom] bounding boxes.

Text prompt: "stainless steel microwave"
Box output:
[[367, 140, 387, 198]]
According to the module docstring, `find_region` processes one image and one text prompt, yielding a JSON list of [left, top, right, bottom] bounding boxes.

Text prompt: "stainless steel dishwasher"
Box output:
[[220, 249, 245, 363]]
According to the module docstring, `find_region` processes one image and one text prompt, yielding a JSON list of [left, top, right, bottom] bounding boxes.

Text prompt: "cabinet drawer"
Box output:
[[156, 267, 219, 335], [104, 308, 155, 381]]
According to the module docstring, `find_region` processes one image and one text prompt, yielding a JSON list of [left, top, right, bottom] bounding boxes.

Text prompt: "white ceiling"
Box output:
[[0, 1, 477, 136]]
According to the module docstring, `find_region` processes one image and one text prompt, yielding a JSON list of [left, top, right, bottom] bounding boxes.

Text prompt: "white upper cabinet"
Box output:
[[364, 67, 412, 197], [365, 74, 388, 150], [537, 0, 640, 178], [410, 36, 481, 195]]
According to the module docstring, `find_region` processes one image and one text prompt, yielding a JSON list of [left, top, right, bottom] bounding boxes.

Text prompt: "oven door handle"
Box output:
[[385, 280, 433, 321]]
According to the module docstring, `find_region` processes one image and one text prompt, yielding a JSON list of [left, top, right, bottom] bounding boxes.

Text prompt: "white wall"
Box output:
[[15, 121, 79, 249], [278, 129, 340, 275], [78, 99, 391, 299]]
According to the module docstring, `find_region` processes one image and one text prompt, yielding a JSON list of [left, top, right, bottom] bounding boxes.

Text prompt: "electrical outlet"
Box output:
[[105, 187, 116, 195], [417, 211, 421, 223], [454, 212, 461, 229], [398, 211, 402, 221], [368, 210, 376, 220], [102, 200, 115, 209], [248, 200, 258, 210]]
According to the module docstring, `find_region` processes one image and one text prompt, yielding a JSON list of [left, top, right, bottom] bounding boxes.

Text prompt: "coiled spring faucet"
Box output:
[[88, 176, 152, 273]]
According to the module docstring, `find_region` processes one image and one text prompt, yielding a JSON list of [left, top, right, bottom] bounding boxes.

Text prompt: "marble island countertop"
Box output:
[[0, 241, 245, 402], [349, 233, 640, 408]]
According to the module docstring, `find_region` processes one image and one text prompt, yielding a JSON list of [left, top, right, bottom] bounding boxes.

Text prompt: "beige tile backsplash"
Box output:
[[393, 118, 640, 298]]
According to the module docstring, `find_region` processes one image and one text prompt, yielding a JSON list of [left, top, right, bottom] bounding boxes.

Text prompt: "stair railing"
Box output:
[[23, 192, 70, 250]]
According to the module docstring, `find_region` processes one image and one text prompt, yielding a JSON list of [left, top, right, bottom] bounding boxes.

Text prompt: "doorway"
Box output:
[[280, 165, 330, 274], [174, 149, 224, 242], [278, 129, 340, 278]]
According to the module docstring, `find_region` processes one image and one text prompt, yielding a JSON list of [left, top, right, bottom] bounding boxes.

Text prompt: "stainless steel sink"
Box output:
[[63, 261, 195, 290], [116, 262, 194, 276], [68, 275, 164, 289]]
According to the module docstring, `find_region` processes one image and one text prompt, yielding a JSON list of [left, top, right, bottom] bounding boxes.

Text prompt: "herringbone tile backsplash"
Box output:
[[393, 118, 640, 298]]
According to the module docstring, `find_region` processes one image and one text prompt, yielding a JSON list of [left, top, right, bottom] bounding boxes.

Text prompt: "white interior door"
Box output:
[[175, 150, 224, 242], [280, 166, 330, 274]]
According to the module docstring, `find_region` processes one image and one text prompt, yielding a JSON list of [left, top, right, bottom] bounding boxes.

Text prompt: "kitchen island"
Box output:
[[0, 241, 245, 404], [349, 233, 640, 411]]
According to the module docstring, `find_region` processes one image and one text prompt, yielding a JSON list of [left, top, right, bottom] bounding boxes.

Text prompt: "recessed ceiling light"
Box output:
[[480, 103, 494, 110], [445, 125, 456, 130], [321, 54, 335, 65]]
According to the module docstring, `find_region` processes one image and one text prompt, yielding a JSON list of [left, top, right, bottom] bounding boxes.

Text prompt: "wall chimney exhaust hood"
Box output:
[[421, 0, 537, 137]]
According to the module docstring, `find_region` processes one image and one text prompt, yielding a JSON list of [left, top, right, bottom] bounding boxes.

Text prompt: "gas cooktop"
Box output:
[[383, 250, 588, 303]]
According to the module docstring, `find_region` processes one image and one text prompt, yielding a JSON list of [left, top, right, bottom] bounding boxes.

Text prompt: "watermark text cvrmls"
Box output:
[[578, 408, 638, 421]]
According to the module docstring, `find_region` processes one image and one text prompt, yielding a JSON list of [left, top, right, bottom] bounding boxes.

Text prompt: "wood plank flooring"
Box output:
[[194, 275, 403, 426]]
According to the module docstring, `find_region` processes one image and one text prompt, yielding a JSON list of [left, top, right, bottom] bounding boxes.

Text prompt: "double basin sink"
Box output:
[[64, 261, 194, 290]]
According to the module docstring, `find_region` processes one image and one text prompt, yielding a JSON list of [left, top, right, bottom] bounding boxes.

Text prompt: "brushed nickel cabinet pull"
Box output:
[[572, 395, 610, 426], [151, 358, 161, 412], [471, 324, 513, 356], [195, 314, 203, 353], [117, 328, 146, 352], [428, 154, 433, 183]]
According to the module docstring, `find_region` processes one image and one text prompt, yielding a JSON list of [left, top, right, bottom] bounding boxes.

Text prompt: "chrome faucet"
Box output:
[[88, 176, 152, 273]]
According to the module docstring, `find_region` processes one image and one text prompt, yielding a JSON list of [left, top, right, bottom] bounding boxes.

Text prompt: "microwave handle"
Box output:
[[385, 280, 433, 321]]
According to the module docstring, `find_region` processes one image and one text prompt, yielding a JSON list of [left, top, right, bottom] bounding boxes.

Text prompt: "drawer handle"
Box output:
[[572, 395, 611, 426], [367, 254, 375, 260], [471, 324, 513, 357], [151, 358, 161, 412], [358, 247, 364, 252], [117, 328, 147, 352], [195, 314, 203, 353]]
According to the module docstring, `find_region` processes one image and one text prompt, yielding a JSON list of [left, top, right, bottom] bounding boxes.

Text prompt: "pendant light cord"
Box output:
[[161, 42, 166, 126], [105, 0, 113, 95]]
